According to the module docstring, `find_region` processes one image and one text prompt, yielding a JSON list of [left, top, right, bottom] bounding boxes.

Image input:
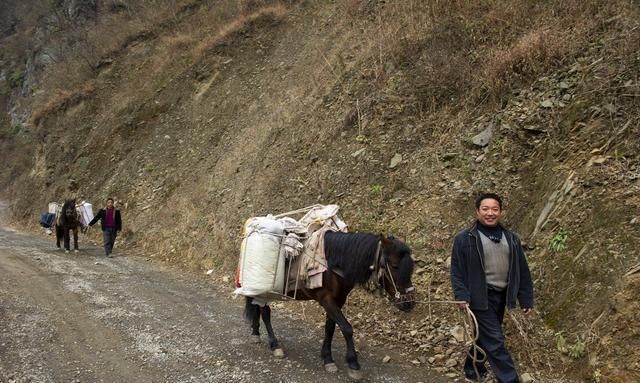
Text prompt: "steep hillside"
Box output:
[[1, 1, 639, 381]]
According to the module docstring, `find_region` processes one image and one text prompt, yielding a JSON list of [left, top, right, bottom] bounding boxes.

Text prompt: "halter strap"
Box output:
[[366, 241, 384, 291], [368, 240, 416, 301]]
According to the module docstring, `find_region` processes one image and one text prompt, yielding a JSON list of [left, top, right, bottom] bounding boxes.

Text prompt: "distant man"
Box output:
[[88, 197, 122, 257], [450, 193, 534, 383]]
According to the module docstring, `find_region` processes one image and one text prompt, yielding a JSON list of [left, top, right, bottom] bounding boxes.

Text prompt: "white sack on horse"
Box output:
[[76, 201, 94, 227], [235, 216, 286, 298]]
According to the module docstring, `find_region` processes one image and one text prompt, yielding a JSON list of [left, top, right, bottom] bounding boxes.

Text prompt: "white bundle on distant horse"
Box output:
[[48, 202, 59, 215], [234, 216, 286, 297], [76, 201, 94, 227]]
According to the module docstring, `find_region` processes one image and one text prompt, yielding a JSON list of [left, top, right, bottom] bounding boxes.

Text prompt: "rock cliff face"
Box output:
[[1, 0, 97, 133], [1, 1, 639, 381]]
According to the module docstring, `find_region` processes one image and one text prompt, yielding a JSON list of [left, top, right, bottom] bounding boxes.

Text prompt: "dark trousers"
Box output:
[[465, 289, 520, 383], [102, 228, 117, 255]]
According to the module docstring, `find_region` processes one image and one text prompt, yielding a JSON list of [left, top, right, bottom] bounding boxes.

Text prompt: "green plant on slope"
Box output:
[[567, 336, 586, 359], [550, 228, 568, 252], [555, 333, 586, 359], [555, 332, 566, 353], [369, 184, 383, 194]]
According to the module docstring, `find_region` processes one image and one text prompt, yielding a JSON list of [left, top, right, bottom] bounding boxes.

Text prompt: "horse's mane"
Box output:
[[324, 232, 379, 284]]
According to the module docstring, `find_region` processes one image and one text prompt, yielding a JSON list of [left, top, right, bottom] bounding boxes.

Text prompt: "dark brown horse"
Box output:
[[244, 232, 416, 380], [56, 199, 83, 252]]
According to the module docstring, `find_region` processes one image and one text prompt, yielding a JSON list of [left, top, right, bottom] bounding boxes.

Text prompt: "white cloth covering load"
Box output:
[[234, 216, 286, 297], [234, 204, 348, 300], [48, 202, 59, 215], [47, 201, 94, 227], [299, 204, 347, 234], [76, 201, 94, 227]]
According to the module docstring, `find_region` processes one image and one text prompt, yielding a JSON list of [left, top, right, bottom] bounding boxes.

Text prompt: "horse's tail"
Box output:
[[244, 296, 259, 322]]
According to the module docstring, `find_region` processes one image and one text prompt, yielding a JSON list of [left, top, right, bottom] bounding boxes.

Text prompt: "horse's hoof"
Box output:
[[273, 348, 285, 358], [347, 368, 363, 381], [324, 363, 338, 373], [65, 250, 69, 254], [250, 335, 261, 344], [74, 249, 79, 253]]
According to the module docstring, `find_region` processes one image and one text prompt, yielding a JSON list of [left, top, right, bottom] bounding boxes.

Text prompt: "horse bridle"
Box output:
[[368, 241, 416, 303]]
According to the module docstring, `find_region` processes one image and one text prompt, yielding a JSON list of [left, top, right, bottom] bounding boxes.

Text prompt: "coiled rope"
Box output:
[[391, 299, 487, 380]]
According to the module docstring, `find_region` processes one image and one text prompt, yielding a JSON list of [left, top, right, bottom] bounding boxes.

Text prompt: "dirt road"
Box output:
[[0, 223, 449, 383]]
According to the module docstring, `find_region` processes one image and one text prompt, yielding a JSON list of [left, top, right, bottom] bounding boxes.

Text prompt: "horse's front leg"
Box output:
[[321, 316, 338, 372], [55, 226, 61, 248], [72, 227, 79, 251], [259, 305, 284, 358], [63, 228, 71, 252], [323, 303, 362, 380]]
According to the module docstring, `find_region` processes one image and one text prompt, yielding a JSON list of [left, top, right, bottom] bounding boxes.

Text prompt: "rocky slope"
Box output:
[[1, 1, 639, 381]]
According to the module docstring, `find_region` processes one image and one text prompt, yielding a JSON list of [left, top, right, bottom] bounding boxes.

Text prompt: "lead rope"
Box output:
[[459, 302, 486, 380], [389, 298, 486, 379], [372, 247, 485, 379], [384, 261, 402, 299]]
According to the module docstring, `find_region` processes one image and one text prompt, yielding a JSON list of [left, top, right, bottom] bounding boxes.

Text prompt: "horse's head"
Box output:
[[379, 235, 416, 312], [63, 199, 76, 214], [62, 199, 77, 222]]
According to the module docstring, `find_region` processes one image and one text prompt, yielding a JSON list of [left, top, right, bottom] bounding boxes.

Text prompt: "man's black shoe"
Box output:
[[464, 369, 488, 380]]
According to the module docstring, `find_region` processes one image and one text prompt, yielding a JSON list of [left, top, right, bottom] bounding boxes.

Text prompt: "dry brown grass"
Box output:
[[482, 26, 573, 95], [192, 4, 287, 59], [31, 80, 96, 127], [31, 0, 290, 127], [161, 32, 197, 50], [338, 0, 633, 109], [131, 182, 243, 274], [36, 0, 201, 92]]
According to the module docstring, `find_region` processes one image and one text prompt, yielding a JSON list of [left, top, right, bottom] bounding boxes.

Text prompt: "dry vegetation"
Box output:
[[2, 0, 640, 382], [339, 0, 631, 109], [192, 4, 287, 59]]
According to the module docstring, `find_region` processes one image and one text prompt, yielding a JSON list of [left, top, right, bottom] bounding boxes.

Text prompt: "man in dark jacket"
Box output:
[[88, 197, 122, 257], [450, 193, 533, 383]]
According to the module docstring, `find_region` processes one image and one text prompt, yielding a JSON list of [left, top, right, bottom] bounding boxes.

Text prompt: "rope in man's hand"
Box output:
[[390, 299, 487, 379]]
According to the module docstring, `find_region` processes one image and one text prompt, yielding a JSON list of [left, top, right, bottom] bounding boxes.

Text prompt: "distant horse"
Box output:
[[56, 199, 83, 253], [244, 232, 416, 380]]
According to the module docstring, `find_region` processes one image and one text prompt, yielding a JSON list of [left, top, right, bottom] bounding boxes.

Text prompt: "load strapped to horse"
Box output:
[[235, 204, 416, 381], [39, 202, 61, 232], [234, 204, 348, 301], [39, 200, 94, 252]]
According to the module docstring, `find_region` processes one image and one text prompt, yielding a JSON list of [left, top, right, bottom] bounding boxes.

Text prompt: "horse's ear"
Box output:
[[380, 235, 393, 248]]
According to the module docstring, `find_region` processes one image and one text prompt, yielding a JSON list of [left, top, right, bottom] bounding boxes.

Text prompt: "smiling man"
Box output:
[[450, 193, 534, 383]]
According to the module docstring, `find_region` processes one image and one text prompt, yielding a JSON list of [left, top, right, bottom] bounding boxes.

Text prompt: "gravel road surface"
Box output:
[[0, 222, 449, 383]]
